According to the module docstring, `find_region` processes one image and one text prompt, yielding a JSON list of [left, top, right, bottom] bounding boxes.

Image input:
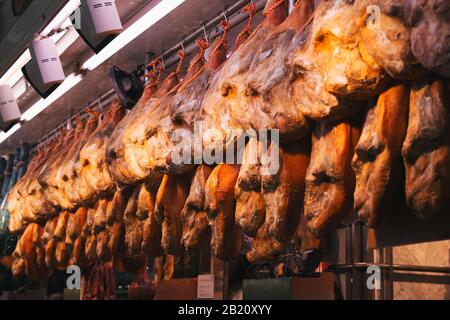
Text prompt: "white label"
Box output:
[[197, 274, 214, 299]]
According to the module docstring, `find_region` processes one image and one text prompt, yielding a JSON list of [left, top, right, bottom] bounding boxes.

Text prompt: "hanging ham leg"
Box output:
[[404, 0, 450, 77], [297, 213, 321, 252], [123, 187, 142, 255], [235, 138, 266, 238], [78, 100, 126, 205], [237, 0, 314, 142], [305, 114, 363, 236], [139, 180, 163, 258], [107, 189, 129, 258], [262, 139, 311, 241], [247, 223, 282, 263], [205, 164, 242, 261], [202, 0, 289, 156], [42, 216, 59, 270], [181, 165, 214, 253], [352, 83, 410, 227], [155, 173, 193, 255], [402, 76, 450, 219]]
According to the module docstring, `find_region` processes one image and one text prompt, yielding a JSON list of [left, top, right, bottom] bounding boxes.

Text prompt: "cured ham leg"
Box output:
[[78, 100, 126, 205], [402, 76, 450, 219], [42, 216, 59, 270], [237, 0, 314, 142], [305, 115, 363, 236], [352, 83, 410, 227], [181, 165, 213, 276], [13, 223, 49, 281], [155, 174, 193, 255], [141, 182, 164, 258], [247, 223, 282, 263], [247, 138, 311, 262], [181, 165, 214, 253], [107, 190, 128, 258], [404, 0, 450, 77], [123, 187, 142, 255], [262, 139, 311, 241], [205, 164, 241, 261], [312, 0, 389, 99], [85, 205, 100, 264], [202, 0, 289, 155], [356, 0, 425, 79], [297, 214, 321, 252], [66, 207, 88, 247], [64, 111, 100, 210], [235, 138, 266, 238], [136, 181, 161, 258], [44, 119, 87, 210], [106, 45, 204, 186]]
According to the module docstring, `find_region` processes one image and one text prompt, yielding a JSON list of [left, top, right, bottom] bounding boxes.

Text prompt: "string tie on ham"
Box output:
[[188, 36, 210, 73], [211, 19, 231, 56], [85, 108, 101, 119], [236, 3, 256, 47], [263, 0, 287, 17], [162, 49, 186, 87], [147, 58, 164, 86]]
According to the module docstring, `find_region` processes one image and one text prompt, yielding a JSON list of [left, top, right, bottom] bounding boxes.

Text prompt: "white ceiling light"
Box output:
[[0, 123, 22, 144], [82, 0, 186, 70], [20, 73, 83, 122]]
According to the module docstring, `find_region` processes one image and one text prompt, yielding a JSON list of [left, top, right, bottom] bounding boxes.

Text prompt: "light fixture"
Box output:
[[0, 1, 81, 89], [0, 85, 21, 130], [74, 0, 123, 54], [1, 0, 185, 145], [20, 73, 83, 122], [0, 123, 22, 145], [24, 0, 186, 120], [82, 0, 186, 70], [22, 38, 67, 99]]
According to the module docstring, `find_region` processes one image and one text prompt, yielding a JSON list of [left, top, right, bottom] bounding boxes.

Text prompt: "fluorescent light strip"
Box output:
[[21, 73, 83, 121], [0, 50, 31, 87], [83, 0, 186, 70], [40, 0, 81, 36], [0, 123, 22, 144]]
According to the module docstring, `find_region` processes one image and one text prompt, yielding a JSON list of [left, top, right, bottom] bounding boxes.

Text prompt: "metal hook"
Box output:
[[161, 55, 166, 71], [223, 9, 228, 22], [202, 25, 208, 41], [180, 39, 185, 52], [97, 97, 103, 114]]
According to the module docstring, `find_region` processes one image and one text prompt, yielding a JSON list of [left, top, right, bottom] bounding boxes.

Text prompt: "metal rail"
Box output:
[[328, 262, 450, 275]]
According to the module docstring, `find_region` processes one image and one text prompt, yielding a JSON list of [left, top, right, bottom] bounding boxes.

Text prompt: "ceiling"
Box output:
[[0, 0, 264, 155]]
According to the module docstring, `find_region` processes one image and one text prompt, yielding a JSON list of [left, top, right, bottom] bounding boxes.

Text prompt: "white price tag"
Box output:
[[197, 274, 214, 299]]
